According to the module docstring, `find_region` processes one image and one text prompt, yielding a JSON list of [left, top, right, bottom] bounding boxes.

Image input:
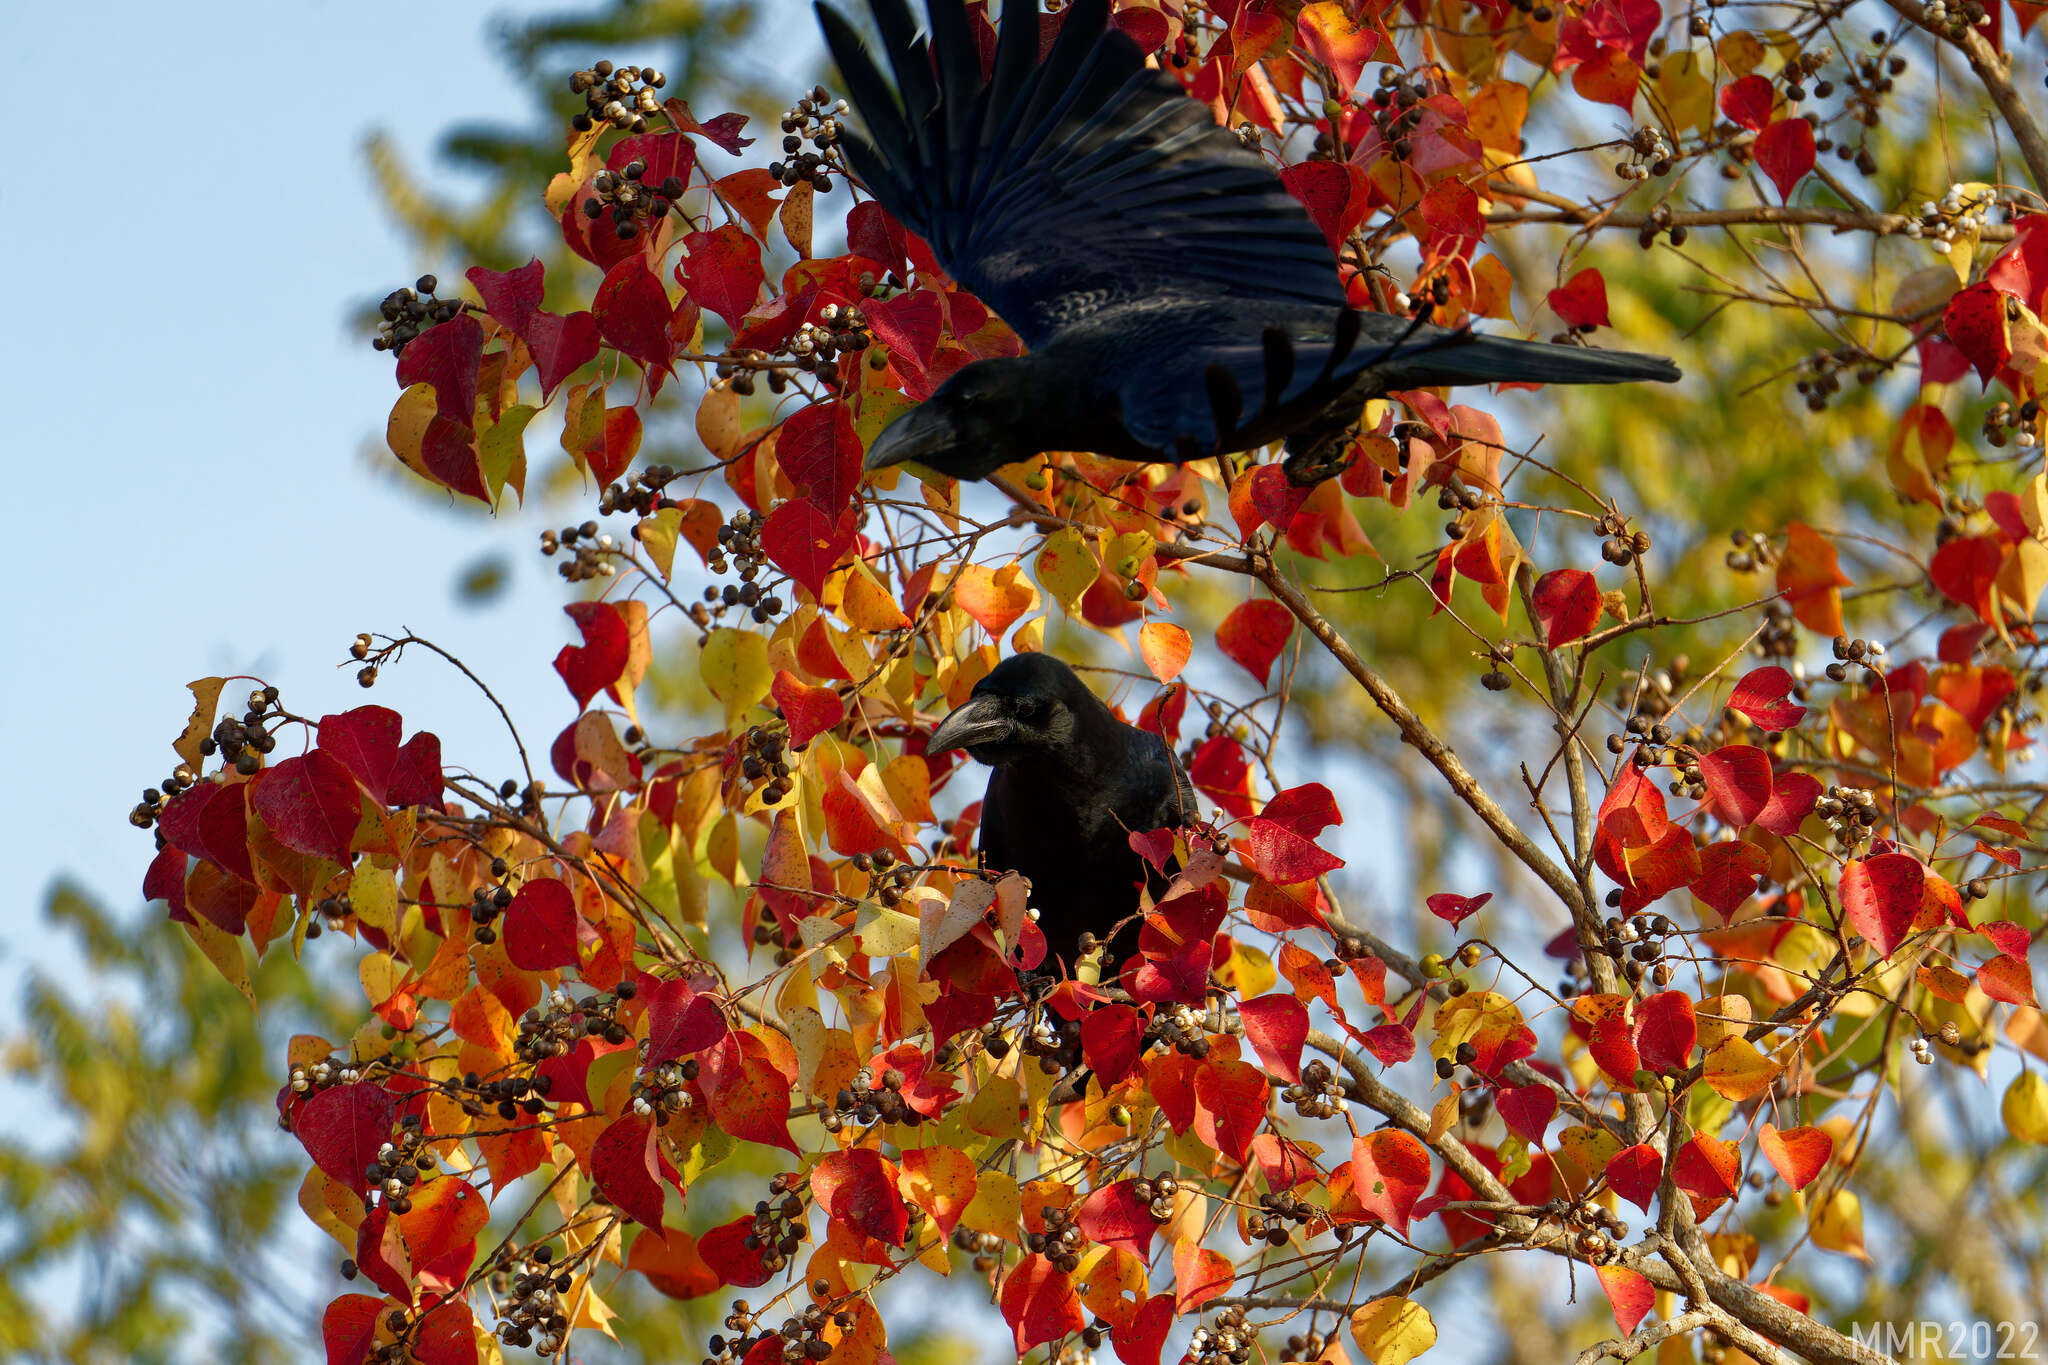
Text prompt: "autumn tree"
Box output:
[[106, 0, 2048, 1360]]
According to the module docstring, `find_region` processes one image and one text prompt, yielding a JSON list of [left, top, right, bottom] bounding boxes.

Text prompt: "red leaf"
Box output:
[[1943, 280, 2014, 385], [1980, 953, 2037, 1005], [1840, 852, 1923, 957], [297, 1082, 398, 1194], [1193, 1058, 1267, 1161], [680, 225, 765, 329], [1727, 665, 1806, 730], [527, 309, 601, 399], [777, 401, 863, 512], [771, 670, 845, 747], [702, 1034, 798, 1153], [467, 258, 544, 335], [1758, 1123, 1833, 1190], [1216, 598, 1295, 686], [1634, 990, 1696, 1071], [1718, 73, 1775, 131], [1238, 994, 1309, 1083], [1426, 890, 1492, 927], [643, 978, 730, 1064], [398, 1177, 488, 1274], [699, 1215, 775, 1287], [1075, 1180, 1156, 1262], [1247, 821, 1343, 884], [1988, 213, 2048, 312], [318, 706, 442, 809], [1672, 1134, 1741, 1214], [1571, 47, 1642, 111], [593, 1113, 668, 1228], [1597, 1264, 1656, 1335], [1754, 118, 1815, 200], [594, 256, 678, 380], [1172, 1239, 1235, 1313], [665, 100, 754, 154], [1531, 568, 1601, 646], [1753, 772, 1820, 836], [864, 289, 945, 378], [156, 780, 254, 883], [846, 201, 910, 274], [1604, 1143, 1663, 1211], [420, 415, 488, 502], [628, 1226, 722, 1299], [812, 1148, 908, 1245], [1698, 744, 1773, 826], [1001, 1254, 1086, 1354], [1497, 1084, 1557, 1142], [253, 750, 362, 864], [1112, 1295, 1175, 1365], [414, 1299, 479, 1365], [553, 601, 630, 710], [1547, 268, 1610, 330], [323, 1294, 386, 1365], [1350, 1130, 1431, 1235], [1693, 840, 1768, 919], [1080, 1002, 1146, 1087], [762, 500, 858, 602], [503, 878, 579, 971], [1281, 160, 1370, 251], [394, 312, 484, 425], [1418, 178, 1483, 242]]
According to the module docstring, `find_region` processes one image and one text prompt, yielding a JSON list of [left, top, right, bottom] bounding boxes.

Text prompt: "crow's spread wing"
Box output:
[[816, 0, 1347, 348]]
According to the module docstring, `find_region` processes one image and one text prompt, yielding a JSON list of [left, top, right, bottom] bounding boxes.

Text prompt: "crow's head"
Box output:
[[863, 358, 1041, 482], [927, 652, 1100, 766]]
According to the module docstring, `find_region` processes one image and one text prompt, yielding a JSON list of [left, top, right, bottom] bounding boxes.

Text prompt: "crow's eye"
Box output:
[[1013, 696, 1049, 722]]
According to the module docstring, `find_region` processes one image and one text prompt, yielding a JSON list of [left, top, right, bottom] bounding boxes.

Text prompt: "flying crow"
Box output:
[[929, 653, 1196, 973], [815, 0, 1682, 485]]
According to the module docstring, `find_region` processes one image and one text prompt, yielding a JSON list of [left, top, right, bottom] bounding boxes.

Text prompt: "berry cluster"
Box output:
[[771, 87, 848, 192], [1019, 1013, 1083, 1078], [951, 1225, 1009, 1273], [306, 893, 355, 940], [604, 462, 685, 517], [193, 686, 286, 780], [363, 1113, 435, 1213], [1393, 273, 1453, 322], [467, 856, 515, 945], [708, 1295, 854, 1365], [1983, 398, 2043, 450], [1245, 1187, 1319, 1245], [736, 722, 796, 807], [851, 849, 917, 906], [742, 1173, 814, 1266], [461, 1065, 552, 1122], [130, 758, 200, 831], [372, 277, 462, 356], [541, 519, 621, 582], [1613, 124, 1675, 181], [1906, 182, 1996, 251], [1814, 783, 1882, 850], [1279, 1329, 1334, 1363], [1635, 201, 1691, 250], [792, 304, 874, 382], [491, 1243, 574, 1354], [583, 158, 687, 243], [1131, 1173, 1183, 1223], [1593, 911, 1678, 990], [1723, 527, 1771, 574], [629, 1056, 697, 1123], [1150, 1004, 1215, 1059], [1024, 1202, 1084, 1271], [1189, 1305, 1254, 1365], [513, 989, 589, 1063], [1434, 478, 1488, 514], [1593, 513, 1650, 567], [1534, 1195, 1629, 1263], [287, 1055, 366, 1099], [1433, 1039, 1482, 1080], [1280, 1056, 1350, 1119], [569, 60, 668, 134], [823, 1067, 926, 1134], [1752, 598, 1800, 660], [1362, 68, 1442, 161], [1822, 632, 1887, 682]]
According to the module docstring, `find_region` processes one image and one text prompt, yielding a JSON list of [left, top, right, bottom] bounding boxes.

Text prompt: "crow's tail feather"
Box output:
[[1380, 332, 1681, 389]]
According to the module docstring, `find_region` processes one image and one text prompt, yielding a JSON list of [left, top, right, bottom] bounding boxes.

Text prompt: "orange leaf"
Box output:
[[1139, 622, 1193, 684], [1775, 522, 1850, 635]]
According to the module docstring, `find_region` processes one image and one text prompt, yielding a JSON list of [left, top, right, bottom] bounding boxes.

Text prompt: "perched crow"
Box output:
[[816, 0, 1682, 486], [928, 653, 1196, 973]]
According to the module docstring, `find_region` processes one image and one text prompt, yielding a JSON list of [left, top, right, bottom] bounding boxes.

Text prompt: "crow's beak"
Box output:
[[864, 402, 951, 472], [929, 694, 1010, 754]]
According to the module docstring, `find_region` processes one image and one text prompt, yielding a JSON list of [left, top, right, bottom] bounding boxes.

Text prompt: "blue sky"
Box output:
[[1, 4, 582, 949]]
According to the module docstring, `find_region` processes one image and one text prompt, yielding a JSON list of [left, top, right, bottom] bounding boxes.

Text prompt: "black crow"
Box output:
[[815, 0, 1682, 486], [928, 653, 1196, 974]]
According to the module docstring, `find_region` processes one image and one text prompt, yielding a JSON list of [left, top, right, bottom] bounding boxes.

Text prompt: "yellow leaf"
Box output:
[[1218, 940, 1275, 997], [479, 403, 536, 503], [173, 678, 226, 771], [1702, 1036, 1779, 1101], [639, 506, 684, 580], [701, 628, 772, 726], [182, 915, 254, 1008], [1716, 31, 1766, 75], [1350, 1297, 1437, 1365], [959, 1167, 1022, 1241], [387, 384, 438, 480], [1654, 50, 1715, 135], [349, 863, 400, 938], [1035, 527, 1098, 612], [843, 560, 911, 632], [780, 179, 815, 258], [1807, 1189, 1870, 1261], [1996, 538, 2048, 624], [298, 1167, 366, 1251], [1428, 1093, 1458, 1143], [1466, 80, 1528, 152], [2003, 1070, 2048, 1143], [545, 120, 608, 215]]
